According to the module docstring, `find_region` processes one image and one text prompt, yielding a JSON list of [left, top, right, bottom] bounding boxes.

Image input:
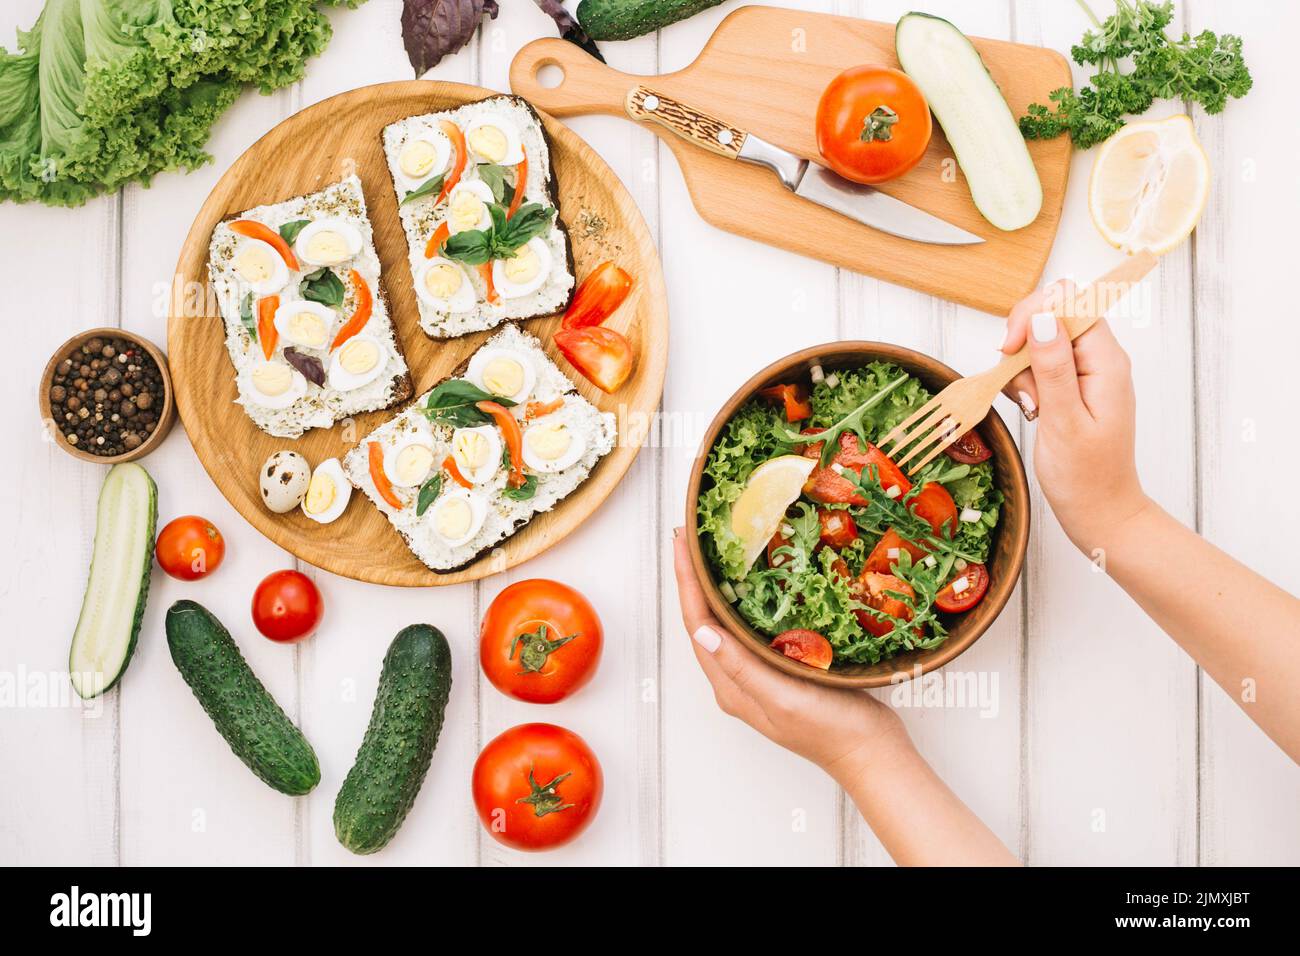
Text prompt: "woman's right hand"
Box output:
[[1001, 282, 1151, 552]]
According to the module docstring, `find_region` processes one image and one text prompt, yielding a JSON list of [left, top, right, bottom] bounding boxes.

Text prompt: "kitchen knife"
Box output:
[[624, 86, 982, 246]]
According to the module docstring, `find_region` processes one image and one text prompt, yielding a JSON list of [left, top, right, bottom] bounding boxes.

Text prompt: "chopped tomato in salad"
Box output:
[[696, 361, 1005, 670]]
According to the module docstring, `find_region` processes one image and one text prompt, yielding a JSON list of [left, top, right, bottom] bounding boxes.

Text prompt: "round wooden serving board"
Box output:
[[169, 81, 668, 587]]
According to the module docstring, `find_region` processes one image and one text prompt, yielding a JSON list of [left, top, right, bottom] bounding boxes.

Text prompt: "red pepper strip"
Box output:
[[230, 219, 299, 272], [477, 401, 526, 488], [423, 221, 450, 259], [435, 120, 467, 207], [329, 270, 373, 352], [257, 295, 279, 361], [524, 396, 564, 420], [478, 261, 500, 304], [442, 455, 473, 489], [506, 146, 528, 220], [368, 442, 403, 510], [561, 260, 633, 330]]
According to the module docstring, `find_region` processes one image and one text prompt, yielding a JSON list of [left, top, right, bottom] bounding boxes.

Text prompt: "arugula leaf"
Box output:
[[442, 202, 556, 266], [300, 267, 345, 307], [776, 372, 909, 467], [416, 474, 443, 516], [239, 292, 257, 342], [421, 378, 516, 428], [278, 219, 310, 244], [401, 173, 446, 206], [476, 163, 511, 203]]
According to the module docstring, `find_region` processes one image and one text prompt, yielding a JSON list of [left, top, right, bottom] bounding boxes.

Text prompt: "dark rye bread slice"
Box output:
[[381, 93, 575, 340]]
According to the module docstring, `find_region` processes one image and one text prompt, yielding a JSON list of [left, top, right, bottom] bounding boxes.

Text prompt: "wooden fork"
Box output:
[[880, 250, 1160, 473]]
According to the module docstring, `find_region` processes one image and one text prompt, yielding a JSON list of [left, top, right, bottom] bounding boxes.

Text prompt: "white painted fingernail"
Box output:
[[692, 625, 722, 653], [1018, 390, 1038, 421], [1031, 311, 1058, 343]]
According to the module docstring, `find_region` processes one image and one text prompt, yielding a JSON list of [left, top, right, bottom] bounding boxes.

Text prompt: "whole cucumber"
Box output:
[[333, 624, 453, 854], [166, 600, 320, 796], [577, 0, 725, 41]]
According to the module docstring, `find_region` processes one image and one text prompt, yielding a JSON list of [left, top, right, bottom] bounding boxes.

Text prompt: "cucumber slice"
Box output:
[[69, 463, 157, 699], [895, 13, 1042, 231]]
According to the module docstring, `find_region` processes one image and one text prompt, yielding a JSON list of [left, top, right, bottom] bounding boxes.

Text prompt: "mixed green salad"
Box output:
[[697, 361, 1003, 668]]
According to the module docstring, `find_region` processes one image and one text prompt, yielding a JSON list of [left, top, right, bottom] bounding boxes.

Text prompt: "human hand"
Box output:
[[1000, 281, 1150, 552], [672, 529, 908, 783]]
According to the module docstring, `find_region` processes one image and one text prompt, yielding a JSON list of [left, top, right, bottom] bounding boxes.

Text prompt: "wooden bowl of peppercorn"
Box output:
[[40, 328, 175, 464]]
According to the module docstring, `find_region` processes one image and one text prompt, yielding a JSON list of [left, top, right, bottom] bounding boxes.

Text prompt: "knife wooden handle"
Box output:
[[624, 86, 747, 160]]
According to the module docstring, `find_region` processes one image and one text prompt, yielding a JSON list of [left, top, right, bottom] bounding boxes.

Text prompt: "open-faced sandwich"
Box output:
[[382, 95, 575, 339], [208, 175, 412, 439], [343, 325, 615, 571]]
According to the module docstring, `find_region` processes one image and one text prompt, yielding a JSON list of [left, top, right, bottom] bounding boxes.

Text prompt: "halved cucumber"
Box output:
[[895, 12, 1043, 231], [69, 463, 157, 699]]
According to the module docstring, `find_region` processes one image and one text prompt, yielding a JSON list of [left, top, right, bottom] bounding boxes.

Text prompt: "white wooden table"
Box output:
[[4, 0, 1297, 867]]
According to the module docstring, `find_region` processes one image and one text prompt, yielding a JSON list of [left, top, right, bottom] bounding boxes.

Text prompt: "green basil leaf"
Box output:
[[441, 228, 492, 266], [300, 267, 345, 307], [416, 474, 443, 516], [278, 219, 311, 244], [239, 293, 257, 341], [421, 378, 515, 427], [401, 174, 446, 206], [495, 202, 555, 254], [503, 473, 539, 501], [476, 164, 511, 204]]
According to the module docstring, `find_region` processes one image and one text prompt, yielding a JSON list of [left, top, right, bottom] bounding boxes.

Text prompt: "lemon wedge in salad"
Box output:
[[1088, 115, 1210, 255], [730, 455, 818, 573]]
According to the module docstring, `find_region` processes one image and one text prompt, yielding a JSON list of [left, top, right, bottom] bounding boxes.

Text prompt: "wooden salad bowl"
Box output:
[[684, 342, 1030, 688]]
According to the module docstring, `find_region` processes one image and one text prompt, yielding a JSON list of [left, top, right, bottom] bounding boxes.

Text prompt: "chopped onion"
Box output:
[[950, 575, 970, 595], [825, 373, 839, 388], [779, 523, 795, 537], [960, 507, 982, 523], [923, 555, 937, 568], [885, 485, 902, 499], [719, 581, 738, 602], [954, 558, 968, 572], [887, 547, 900, 560], [831, 462, 845, 475], [810, 364, 825, 384]]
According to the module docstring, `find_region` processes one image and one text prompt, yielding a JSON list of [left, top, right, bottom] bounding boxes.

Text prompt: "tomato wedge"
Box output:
[[760, 383, 813, 422], [506, 146, 528, 220], [561, 261, 633, 330], [477, 401, 526, 488], [766, 524, 794, 569], [909, 482, 958, 539], [553, 326, 635, 393], [443, 454, 473, 489], [257, 295, 279, 361], [771, 629, 833, 670], [423, 221, 450, 259], [935, 563, 990, 614], [329, 270, 372, 351], [945, 428, 993, 465], [851, 571, 916, 637], [435, 119, 466, 207], [864, 528, 927, 573], [230, 219, 299, 271], [817, 509, 858, 549], [801, 432, 911, 506], [368, 441, 402, 510], [478, 261, 500, 305]]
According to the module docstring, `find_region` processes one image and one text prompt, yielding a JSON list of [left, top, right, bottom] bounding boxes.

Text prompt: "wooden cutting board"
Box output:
[[510, 5, 1072, 315], [168, 81, 667, 587]]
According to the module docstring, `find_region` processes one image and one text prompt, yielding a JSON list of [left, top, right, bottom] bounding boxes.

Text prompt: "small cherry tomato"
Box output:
[[816, 65, 932, 185], [155, 515, 225, 581], [479, 579, 603, 704], [908, 482, 959, 539], [771, 629, 833, 670], [935, 563, 991, 614], [251, 570, 323, 643], [472, 723, 603, 852], [944, 429, 994, 464]]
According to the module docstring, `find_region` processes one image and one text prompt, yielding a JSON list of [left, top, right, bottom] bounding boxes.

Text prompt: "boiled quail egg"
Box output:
[[233, 239, 290, 295], [450, 425, 502, 485], [522, 415, 586, 473], [301, 457, 351, 524], [429, 486, 488, 547], [492, 237, 552, 300], [446, 179, 495, 234], [465, 347, 537, 405], [464, 113, 525, 166], [294, 218, 363, 268], [384, 434, 437, 488], [414, 257, 476, 313], [273, 299, 336, 350], [244, 360, 308, 409], [259, 450, 311, 514], [327, 334, 388, 392], [397, 125, 452, 191]]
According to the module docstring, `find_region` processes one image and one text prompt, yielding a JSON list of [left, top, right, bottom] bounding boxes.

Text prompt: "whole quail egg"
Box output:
[[260, 450, 311, 514]]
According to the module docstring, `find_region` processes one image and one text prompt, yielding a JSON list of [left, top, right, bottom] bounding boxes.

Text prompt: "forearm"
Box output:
[[831, 736, 1020, 866], [1103, 499, 1300, 762]]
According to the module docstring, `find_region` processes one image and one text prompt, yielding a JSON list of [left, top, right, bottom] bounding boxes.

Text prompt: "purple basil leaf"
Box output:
[[530, 0, 604, 62], [402, 0, 500, 77], [283, 348, 326, 388]]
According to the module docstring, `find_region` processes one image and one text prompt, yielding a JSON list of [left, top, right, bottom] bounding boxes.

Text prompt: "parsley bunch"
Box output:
[[1019, 0, 1251, 149]]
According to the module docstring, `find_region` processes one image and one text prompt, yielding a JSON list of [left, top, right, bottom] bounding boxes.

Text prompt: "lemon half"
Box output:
[[1088, 115, 1209, 255], [730, 455, 817, 574]]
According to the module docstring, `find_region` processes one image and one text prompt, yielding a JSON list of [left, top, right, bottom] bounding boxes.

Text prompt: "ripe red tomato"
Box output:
[[945, 428, 993, 464], [771, 629, 833, 670], [155, 516, 225, 581], [561, 261, 633, 330], [817, 508, 858, 549], [909, 482, 958, 538], [935, 563, 991, 614], [864, 527, 926, 573], [251, 570, 323, 643], [479, 579, 603, 704], [759, 383, 813, 422], [472, 723, 603, 852], [816, 65, 932, 185], [553, 326, 635, 393], [801, 432, 911, 505], [852, 571, 916, 637]]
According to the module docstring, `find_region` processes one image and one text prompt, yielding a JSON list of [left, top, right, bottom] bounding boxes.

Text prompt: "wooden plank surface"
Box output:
[[2, 0, 1297, 868]]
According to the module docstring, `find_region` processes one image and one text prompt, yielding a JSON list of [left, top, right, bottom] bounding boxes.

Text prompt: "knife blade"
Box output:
[[625, 86, 983, 247]]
